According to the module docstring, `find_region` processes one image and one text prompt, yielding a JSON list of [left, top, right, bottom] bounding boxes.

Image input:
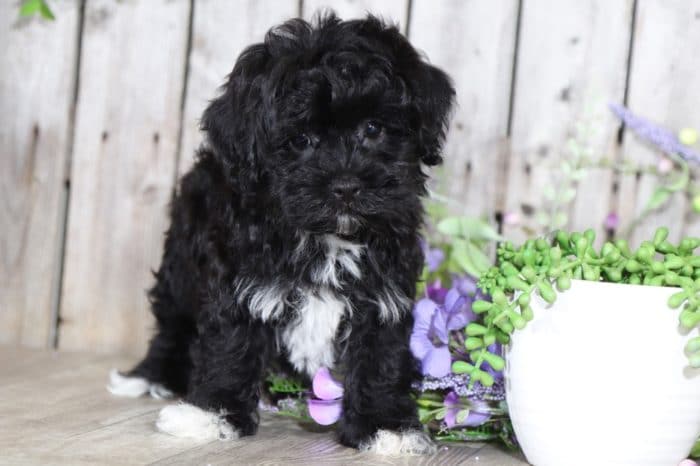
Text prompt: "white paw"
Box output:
[[107, 369, 150, 397], [106, 369, 174, 399], [156, 403, 238, 441], [149, 383, 174, 400], [361, 429, 437, 456]]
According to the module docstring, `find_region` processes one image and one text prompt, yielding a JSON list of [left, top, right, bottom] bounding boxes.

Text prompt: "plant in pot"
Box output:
[[457, 227, 700, 466]]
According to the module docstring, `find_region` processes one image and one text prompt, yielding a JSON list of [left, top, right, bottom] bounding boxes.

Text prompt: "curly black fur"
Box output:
[[126, 13, 455, 448]]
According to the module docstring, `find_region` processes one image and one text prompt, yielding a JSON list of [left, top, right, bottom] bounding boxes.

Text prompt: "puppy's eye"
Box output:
[[364, 121, 382, 139], [290, 134, 312, 151]]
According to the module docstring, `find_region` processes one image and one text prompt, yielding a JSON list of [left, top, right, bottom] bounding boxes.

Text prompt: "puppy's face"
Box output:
[[203, 15, 455, 237], [265, 54, 432, 237]]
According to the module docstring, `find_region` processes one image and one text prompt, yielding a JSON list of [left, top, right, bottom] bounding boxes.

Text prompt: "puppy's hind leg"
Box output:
[[108, 323, 194, 399], [108, 273, 196, 398]]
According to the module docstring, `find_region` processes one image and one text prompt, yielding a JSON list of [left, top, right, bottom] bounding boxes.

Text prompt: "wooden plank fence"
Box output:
[[0, 0, 81, 347], [2, 0, 699, 354]]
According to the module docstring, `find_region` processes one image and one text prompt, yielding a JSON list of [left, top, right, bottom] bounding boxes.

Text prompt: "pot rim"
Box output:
[[566, 277, 681, 292]]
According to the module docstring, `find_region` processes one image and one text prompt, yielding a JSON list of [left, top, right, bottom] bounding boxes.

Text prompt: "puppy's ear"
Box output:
[[201, 43, 270, 168], [408, 63, 455, 166], [364, 16, 455, 166]]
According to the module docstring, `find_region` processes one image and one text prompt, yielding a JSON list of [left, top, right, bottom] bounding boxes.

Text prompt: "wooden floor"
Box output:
[[0, 347, 528, 465]]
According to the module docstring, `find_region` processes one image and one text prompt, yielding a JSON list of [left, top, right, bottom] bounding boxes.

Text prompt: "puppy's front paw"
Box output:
[[156, 403, 238, 441], [360, 429, 437, 456]]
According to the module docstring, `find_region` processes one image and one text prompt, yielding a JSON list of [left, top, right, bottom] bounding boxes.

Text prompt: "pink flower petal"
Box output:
[[307, 399, 342, 425], [657, 157, 673, 174], [312, 367, 344, 401], [604, 212, 619, 230], [503, 211, 520, 226]]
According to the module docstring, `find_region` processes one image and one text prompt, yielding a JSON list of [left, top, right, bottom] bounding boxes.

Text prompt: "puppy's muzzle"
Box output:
[[330, 176, 361, 204]]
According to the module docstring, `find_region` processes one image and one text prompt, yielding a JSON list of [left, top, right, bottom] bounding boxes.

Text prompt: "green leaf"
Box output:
[[553, 211, 568, 229], [561, 160, 573, 175], [667, 159, 690, 191], [425, 199, 448, 222], [560, 187, 577, 203], [39, 2, 55, 20], [436, 216, 504, 241], [434, 407, 448, 420], [571, 168, 588, 182], [456, 409, 471, 425], [451, 239, 492, 277], [645, 187, 671, 211], [535, 211, 550, 226], [436, 217, 463, 235], [20, 0, 41, 16], [418, 407, 434, 424], [567, 138, 581, 156], [20, 0, 54, 20], [543, 186, 556, 201], [265, 375, 307, 394], [690, 437, 700, 458]]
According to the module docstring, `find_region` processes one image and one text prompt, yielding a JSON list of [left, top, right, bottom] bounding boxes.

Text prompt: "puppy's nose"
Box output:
[[331, 178, 361, 203]]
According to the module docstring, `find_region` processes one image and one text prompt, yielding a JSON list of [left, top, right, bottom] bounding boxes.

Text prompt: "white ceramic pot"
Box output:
[[505, 279, 700, 466]]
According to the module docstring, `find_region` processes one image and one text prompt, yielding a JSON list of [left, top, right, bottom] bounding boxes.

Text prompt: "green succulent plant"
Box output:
[[454, 227, 700, 386]]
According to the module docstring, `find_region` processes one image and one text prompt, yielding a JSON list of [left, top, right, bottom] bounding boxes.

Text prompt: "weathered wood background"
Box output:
[[2, 0, 699, 354]]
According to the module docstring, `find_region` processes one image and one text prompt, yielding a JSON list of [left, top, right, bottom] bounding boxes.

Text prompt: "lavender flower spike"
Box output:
[[609, 103, 700, 164]]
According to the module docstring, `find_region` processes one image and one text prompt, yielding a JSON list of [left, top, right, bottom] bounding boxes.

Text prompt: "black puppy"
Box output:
[[108, 13, 454, 455]]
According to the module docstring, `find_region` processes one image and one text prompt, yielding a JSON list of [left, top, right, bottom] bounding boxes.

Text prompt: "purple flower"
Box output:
[[452, 275, 478, 297], [426, 280, 448, 303], [443, 391, 491, 428], [442, 287, 477, 332], [610, 103, 700, 164], [604, 212, 619, 230], [421, 240, 445, 272], [411, 284, 480, 377], [411, 298, 452, 377], [307, 367, 343, 425]]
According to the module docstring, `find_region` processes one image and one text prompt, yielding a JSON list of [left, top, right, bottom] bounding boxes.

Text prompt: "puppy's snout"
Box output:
[[330, 177, 361, 203]]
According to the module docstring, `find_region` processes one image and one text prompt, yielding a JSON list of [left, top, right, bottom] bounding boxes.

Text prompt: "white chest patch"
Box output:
[[237, 234, 365, 377], [282, 288, 348, 377]]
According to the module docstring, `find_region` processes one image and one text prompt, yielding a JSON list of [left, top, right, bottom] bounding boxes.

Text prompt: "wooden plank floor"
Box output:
[[0, 347, 528, 465]]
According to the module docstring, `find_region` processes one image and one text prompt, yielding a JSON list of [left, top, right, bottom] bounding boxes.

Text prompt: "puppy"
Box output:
[[108, 13, 455, 455]]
